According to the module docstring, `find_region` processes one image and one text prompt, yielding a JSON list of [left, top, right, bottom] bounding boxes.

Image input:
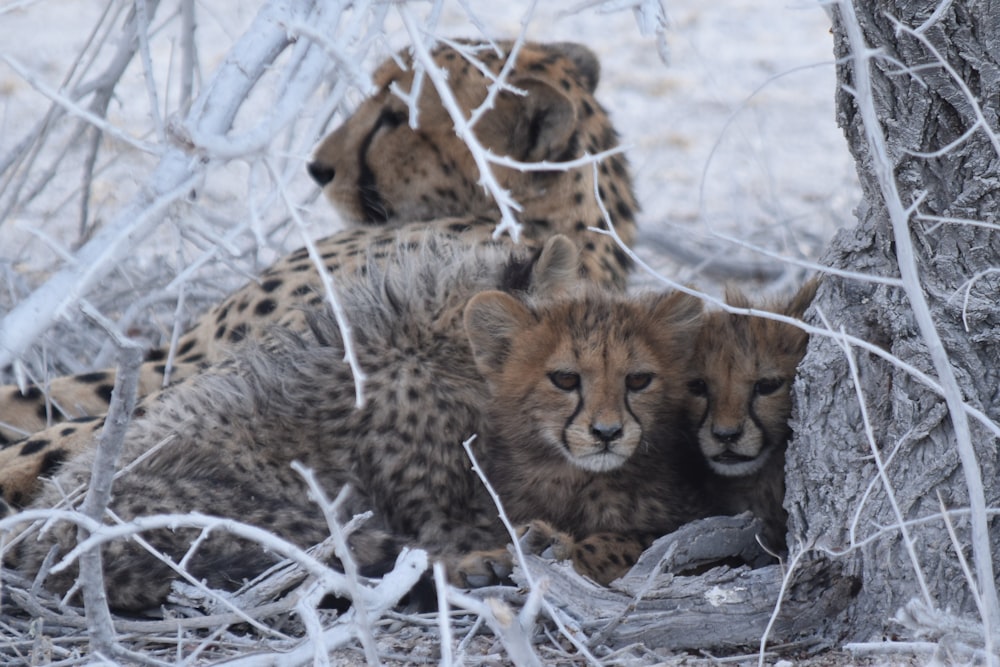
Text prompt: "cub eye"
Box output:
[[754, 378, 784, 396], [549, 371, 581, 391], [625, 373, 653, 391], [686, 379, 708, 397]]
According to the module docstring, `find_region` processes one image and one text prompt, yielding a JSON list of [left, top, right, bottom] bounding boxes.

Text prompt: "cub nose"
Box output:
[[712, 425, 743, 445], [307, 162, 336, 187], [591, 422, 623, 443]]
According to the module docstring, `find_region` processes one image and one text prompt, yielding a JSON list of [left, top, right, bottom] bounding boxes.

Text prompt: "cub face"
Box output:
[[465, 289, 702, 473], [686, 280, 818, 477], [519, 330, 662, 473]]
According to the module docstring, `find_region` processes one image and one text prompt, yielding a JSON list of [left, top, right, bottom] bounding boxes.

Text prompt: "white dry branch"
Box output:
[[396, 2, 529, 242], [74, 305, 145, 659], [563, 0, 671, 64], [839, 324, 934, 605], [434, 562, 456, 667], [0, 149, 198, 368], [220, 551, 429, 667], [461, 436, 605, 666], [291, 464, 380, 666], [268, 159, 368, 408], [0, 0, 311, 369], [0, 0, 156, 233], [1, 509, 429, 609], [0, 0, 391, 379]]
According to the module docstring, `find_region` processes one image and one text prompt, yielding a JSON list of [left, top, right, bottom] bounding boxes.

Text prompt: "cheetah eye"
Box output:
[[549, 371, 581, 391], [379, 108, 408, 129], [754, 378, 784, 396], [687, 379, 708, 397], [625, 373, 653, 391]]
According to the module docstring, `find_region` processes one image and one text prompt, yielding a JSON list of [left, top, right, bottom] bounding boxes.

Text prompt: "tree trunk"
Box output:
[[787, 0, 1000, 646]]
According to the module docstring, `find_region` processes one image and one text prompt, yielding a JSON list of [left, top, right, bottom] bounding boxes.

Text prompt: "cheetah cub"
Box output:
[[685, 279, 819, 552], [10, 234, 579, 611], [461, 286, 713, 584]]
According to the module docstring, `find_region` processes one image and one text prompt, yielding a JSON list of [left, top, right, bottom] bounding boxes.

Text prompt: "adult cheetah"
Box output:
[[0, 39, 638, 509]]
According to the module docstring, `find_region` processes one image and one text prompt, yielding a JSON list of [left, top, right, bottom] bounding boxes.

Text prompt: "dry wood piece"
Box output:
[[508, 515, 859, 651]]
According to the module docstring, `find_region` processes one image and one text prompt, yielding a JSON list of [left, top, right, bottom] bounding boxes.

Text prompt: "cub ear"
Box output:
[[464, 291, 534, 377], [478, 79, 577, 163], [723, 284, 750, 309], [784, 277, 820, 319], [531, 235, 580, 297], [650, 290, 704, 338]]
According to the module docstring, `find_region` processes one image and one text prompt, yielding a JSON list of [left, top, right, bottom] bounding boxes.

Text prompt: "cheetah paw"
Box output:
[[447, 547, 514, 588], [517, 520, 576, 562]]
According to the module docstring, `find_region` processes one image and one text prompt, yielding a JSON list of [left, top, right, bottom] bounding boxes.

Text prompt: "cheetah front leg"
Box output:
[[519, 520, 650, 585], [447, 520, 650, 588]]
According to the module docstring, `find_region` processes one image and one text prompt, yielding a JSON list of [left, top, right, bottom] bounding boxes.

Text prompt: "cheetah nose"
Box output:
[[591, 422, 623, 443], [712, 425, 743, 445], [307, 162, 336, 187]]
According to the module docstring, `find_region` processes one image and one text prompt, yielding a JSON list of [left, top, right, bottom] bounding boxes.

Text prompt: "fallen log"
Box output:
[[507, 515, 860, 651]]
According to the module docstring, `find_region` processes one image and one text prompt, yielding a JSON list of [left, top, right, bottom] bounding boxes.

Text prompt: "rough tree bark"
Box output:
[[787, 0, 1000, 646]]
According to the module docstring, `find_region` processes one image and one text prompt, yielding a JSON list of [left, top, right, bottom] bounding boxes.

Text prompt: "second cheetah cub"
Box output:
[[685, 279, 819, 552]]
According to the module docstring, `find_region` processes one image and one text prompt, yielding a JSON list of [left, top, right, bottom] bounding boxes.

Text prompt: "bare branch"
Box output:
[[267, 159, 367, 407], [72, 317, 143, 658], [0, 0, 316, 369], [397, 5, 525, 241]]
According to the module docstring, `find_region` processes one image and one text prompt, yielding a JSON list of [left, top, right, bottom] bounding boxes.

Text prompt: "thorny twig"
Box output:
[[396, 3, 528, 242], [74, 304, 145, 658], [462, 437, 602, 665], [267, 158, 368, 407], [291, 465, 380, 666]]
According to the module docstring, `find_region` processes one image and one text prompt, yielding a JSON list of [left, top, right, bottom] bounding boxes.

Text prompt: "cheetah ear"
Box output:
[[464, 291, 534, 377], [531, 235, 580, 296], [784, 277, 820, 319], [546, 42, 601, 93], [723, 284, 750, 309], [478, 79, 577, 163], [651, 290, 704, 334]]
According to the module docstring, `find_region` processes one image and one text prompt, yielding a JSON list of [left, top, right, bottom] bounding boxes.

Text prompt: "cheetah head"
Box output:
[[465, 288, 702, 474], [685, 280, 818, 477], [308, 40, 609, 225]]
